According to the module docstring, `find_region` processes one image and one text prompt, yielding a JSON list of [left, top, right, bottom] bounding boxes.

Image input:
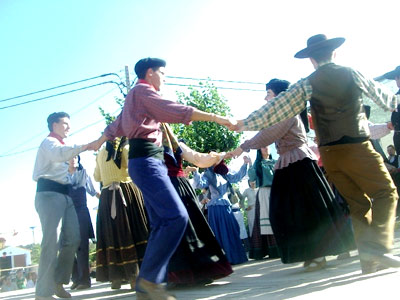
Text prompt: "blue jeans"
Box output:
[[35, 192, 80, 297], [129, 157, 188, 284]]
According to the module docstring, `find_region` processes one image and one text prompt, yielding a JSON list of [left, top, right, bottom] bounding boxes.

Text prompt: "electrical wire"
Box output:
[[1, 87, 118, 156], [165, 82, 264, 92], [0, 74, 265, 157], [0, 73, 122, 103], [166, 75, 265, 85], [0, 81, 123, 110], [0, 108, 122, 158]]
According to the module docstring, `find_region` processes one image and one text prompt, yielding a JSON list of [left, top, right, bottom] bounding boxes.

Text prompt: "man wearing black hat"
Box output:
[[375, 66, 400, 94], [92, 57, 235, 300], [231, 34, 400, 274], [376, 66, 400, 155]]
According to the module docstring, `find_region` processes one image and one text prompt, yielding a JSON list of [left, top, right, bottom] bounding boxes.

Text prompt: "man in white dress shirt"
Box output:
[[33, 112, 94, 300]]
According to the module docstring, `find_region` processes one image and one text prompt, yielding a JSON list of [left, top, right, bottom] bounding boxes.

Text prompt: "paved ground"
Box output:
[[3, 230, 400, 300]]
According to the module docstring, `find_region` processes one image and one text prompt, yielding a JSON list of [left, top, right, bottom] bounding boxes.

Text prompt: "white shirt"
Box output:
[[242, 187, 258, 208], [32, 136, 85, 184]]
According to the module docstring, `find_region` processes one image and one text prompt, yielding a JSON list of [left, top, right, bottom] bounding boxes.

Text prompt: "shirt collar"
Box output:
[[317, 61, 334, 69], [137, 79, 156, 91], [48, 132, 65, 144]]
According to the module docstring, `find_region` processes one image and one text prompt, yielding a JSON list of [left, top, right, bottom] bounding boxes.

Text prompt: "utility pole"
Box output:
[[29, 226, 36, 244], [125, 66, 131, 95]]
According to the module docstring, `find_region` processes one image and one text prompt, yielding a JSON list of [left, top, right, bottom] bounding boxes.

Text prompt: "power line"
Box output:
[[0, 74, 265, 156], [166, 75, 265, 85], [1, 87, 118, 156], [165, 82, 265, 92], [0, 108, 122, 158], [0, 81, 123, 110], [0, 146, 38, 157], [0, 73, 123, 103], [70, 86, 118, 116]]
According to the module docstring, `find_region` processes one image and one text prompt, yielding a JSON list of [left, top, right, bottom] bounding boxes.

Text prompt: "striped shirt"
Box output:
[[104, 83, 194, 146], [243, 63, 399, 131]]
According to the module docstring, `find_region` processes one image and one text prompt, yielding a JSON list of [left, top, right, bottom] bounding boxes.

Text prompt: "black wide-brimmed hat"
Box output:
[[294, 34, 345, 59], [375, 66, 400, 81]]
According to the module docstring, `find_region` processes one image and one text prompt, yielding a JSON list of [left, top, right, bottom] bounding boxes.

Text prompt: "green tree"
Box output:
[[171, 81, 242, 153], [21, 243, 41, 265], [99, 97, 124, 126]]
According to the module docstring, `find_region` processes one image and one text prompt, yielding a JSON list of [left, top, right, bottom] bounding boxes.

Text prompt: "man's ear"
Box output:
[[145, 68, 153, 78]]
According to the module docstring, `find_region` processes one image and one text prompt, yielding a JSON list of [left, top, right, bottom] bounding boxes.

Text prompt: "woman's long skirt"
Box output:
[[249, 187, 280, 260], [207, 203, 248, 265], [270, 158, 355, 264], [96, 182, 149, 282], [167, 176, 233, 285]]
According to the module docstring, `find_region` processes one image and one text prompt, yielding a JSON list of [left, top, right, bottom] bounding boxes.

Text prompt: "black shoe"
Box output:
[[76, 284, 90, 290], [70, 282, 78, 290]]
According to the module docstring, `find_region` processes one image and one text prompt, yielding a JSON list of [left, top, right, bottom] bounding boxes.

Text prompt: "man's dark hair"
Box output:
[[134, 57, 166, 79], [47, 112, 70, 131], [266, 78, 290, 95]]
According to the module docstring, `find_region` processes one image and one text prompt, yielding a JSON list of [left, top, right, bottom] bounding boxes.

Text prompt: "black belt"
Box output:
[[128, 138, 164, 160], [37, 178, 71, 195], [323, 136, 369, 146]]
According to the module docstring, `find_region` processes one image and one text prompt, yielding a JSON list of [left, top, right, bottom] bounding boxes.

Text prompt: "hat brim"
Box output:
[[294, 37, 345, 59], [378, 68, 400, 81]]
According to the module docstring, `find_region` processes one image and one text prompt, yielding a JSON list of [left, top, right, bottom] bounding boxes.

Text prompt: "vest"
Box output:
[[308, 63, 370, 146]]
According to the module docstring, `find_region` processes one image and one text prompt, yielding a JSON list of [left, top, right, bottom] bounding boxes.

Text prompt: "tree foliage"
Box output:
[[21, 243, 41, 265], [99, 97, 124, 126], [171, 82, 242, 153]]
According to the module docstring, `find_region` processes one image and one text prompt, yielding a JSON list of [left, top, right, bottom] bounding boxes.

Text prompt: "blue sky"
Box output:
[[1, 0, 399, 246]]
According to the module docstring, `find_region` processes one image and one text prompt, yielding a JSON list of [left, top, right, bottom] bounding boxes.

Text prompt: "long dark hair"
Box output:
[[254, 149, 272, 187]]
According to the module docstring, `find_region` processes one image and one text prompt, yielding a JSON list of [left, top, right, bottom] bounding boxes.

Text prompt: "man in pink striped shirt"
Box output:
[[93, 58, 234, 300]]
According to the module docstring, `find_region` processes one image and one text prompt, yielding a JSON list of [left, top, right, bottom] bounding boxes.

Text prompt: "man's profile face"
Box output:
[[264, 89, 276, 101], [147, 66, 165, 91], [52, 117, 71, 139]]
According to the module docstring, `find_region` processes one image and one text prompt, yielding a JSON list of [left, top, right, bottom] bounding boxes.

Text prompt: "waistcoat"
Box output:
[[308, 63, 370, 146]]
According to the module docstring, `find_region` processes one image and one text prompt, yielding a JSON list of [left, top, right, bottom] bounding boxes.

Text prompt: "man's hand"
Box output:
[[86, 140, 101, 151], [214, 115, 238, 131], [225, 147, 244, 159], [229, 120, 245, 132], [87, 134, 108, 151], [243, 155, 251, 164], [387, 122, 394, 130], [183, 166, 198, 176]]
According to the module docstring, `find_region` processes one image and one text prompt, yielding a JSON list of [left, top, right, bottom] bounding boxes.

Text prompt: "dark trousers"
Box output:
[[394, 132, 400, 156], [71, 208, 92, 286], [128, 157, 188, 284]]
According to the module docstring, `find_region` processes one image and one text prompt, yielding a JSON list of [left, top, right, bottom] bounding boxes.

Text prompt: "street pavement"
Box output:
[[3, 229, 400, 300]]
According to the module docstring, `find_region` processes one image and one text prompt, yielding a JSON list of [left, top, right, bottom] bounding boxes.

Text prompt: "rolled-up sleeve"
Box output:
[[140, 87, 194, 124], [241, 118, 295, 151], [243, 79, 310, 131]]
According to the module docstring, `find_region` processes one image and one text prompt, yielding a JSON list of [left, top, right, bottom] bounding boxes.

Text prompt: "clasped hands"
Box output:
[[214, 115, 244, 132]]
